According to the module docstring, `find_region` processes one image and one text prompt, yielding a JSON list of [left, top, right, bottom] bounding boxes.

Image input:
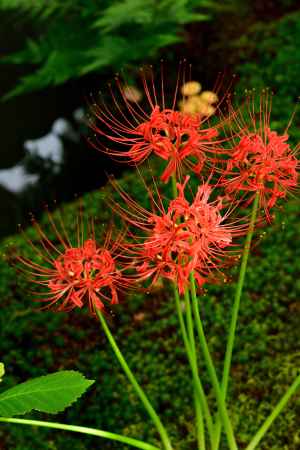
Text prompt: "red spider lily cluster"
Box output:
[[91, 102, 221, 183], [110, 176, 245, 294], [221, 93, 299, 216], [135, 178, 233, 292], [16, 214, 128, 314], [47, 240, 120, 312], [89, 68, 231, 183], [15, 69, 299, 314]]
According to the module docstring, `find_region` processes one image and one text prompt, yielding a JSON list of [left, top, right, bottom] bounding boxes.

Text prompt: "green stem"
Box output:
[[184, 288, 195, 354], [184, 288, 206, 450], [245, 374, 300, 450], [96, 309, 173, 450], [195, 396, 205, 450], [213, 192, 259, 450], [222, 193, 260, 399], [189, 274, 238, 450], [0, 417, 160, 450], [171, 172, 205, 448], [171, 173, 177, 199], [173, 285, 214, 447]]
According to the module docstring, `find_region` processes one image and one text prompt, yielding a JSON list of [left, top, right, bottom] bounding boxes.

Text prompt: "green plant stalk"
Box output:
[[213, 192, 259, 450], [0, 417, 160, 450], [96, 309, 173, 450], [184, 288, 206, 450], [171, 173, 205, 448], [245, 373, 300, 450], [171, 173, 177, 198], [194, 393, 205, 450], [189, 274, 238, 450], [173, 284, 214, 447]]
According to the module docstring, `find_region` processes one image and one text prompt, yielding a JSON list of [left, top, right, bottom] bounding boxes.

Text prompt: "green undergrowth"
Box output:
[[0, 169, 299, 450], [234, 9, 300, 143]]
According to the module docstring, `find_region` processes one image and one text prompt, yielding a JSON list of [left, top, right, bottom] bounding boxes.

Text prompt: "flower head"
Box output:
[[89, 66, 228, 183], [134, 106, 218, 182], [223, 92, 299, 216], [111, 176, 245, 294], [14, 209, 128, 314]]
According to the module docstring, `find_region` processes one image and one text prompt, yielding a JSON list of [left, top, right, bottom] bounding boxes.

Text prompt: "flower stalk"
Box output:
[[0, 417, 160, 450], [173, 284, 214, 446], [96, 309, 173, 450], [184, 288, 206, 450], [213, 192, 260, 450], [172, 172, 205, 449], [189, 273, 238, 450]]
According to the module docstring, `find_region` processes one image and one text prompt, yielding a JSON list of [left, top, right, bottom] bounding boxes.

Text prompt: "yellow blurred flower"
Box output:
[[199, 91, 218, 104], [181, 81, 202, 96], [179, 95, 216, 117]]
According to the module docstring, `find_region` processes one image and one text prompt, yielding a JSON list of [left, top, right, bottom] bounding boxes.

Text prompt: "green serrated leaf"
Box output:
[[0, 371, 94, 417]]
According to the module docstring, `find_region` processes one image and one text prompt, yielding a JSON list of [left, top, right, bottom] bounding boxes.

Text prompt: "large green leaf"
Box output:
[[0, 0, 216, 98], [0, 371, 94, 417]]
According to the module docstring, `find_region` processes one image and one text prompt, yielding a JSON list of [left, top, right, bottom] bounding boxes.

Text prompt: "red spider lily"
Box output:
[[15, 208, 129, 314], [222, 91, 299, 217], [110, 176, 246, 294], [88, 66, 233, 183]]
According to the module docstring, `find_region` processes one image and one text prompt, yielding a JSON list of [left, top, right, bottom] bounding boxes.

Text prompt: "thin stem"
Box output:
[[171, 173, 177, 199], [190, 274, 238, 450], [171, 172, 205, 448], [184, 288, 206, 450], [195, 396, 205, 450], [173, 284, 214, 446], [213, 192, 259, 450], [0, 417, 160, 450], [222, 192, 259, 398], [184, 288, 196, 353], [245, 374, 300, 450], [96, 309, 173, 450]]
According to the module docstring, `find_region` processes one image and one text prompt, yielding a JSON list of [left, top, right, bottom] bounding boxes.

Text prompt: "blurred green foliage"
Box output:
[[0, 169, 299, 449], [234, 10, 300, 141], [0, 0, 217, 99]]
